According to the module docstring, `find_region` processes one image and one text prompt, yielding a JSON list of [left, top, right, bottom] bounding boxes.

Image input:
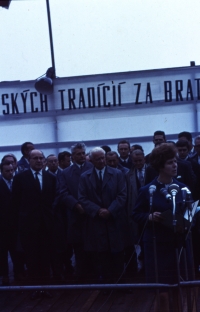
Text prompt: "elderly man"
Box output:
[[78, 147, 127, 283], [12, 149, 56, 299]]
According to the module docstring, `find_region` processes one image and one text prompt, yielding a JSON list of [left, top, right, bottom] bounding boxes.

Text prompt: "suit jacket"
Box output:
[[0, 177, 14, 247], [78, 166, 127, 252], [58, 161, 93, 244], [190, 153, 199, 163], [12, 169, 56, 250], [17, 156, 30, 172], [118, 155, 132, 169], [117, 163, 129, 175], [125, 167, 148, 243]]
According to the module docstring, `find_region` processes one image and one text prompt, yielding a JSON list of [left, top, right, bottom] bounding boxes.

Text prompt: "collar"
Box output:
[[30, 168, 43, 176], [75, 162, 84, 169], [95, 166, 106, 178], [2, 177, 13, 184], [120, 157, 129, 163]]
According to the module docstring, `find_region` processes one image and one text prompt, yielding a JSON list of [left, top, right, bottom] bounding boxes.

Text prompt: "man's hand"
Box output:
[[74, 203, 85, 215], [98, 208, 110, 219], [149, 212, 163, 223]]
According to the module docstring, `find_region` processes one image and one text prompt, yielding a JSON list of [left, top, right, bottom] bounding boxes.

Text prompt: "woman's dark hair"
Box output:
[[149, 143, 177, 171]]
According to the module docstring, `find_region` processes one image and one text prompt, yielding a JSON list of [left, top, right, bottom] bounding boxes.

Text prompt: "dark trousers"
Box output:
[[0, 234, 17, 277], [23, 226, 52, 285]]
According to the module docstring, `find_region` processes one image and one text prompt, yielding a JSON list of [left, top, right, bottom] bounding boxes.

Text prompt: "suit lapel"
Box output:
[[102, 166, 112, 189], [89, 168, 97, 189]]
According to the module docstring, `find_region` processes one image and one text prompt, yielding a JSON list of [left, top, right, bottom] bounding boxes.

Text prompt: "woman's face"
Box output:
[[160, 157, 177, 177]]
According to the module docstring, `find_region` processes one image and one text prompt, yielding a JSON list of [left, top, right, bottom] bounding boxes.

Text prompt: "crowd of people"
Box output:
[[0, 130, 200, 304]]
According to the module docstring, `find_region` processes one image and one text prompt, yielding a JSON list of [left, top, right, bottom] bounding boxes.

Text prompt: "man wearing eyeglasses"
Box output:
[[12, 149, 56, 299]]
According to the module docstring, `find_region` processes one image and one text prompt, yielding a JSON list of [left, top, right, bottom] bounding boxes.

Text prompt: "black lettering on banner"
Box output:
[[87, 87, 95, 108], [2, 94, 9, 115], [118, 82, 125, 106], [175, 80, 183, 101], [112, 85, 116, 106], [40, 94, 48, 112], [164, 81, 172, 102], [103, 86, 110, 107], [68, 89, 76, 109], [97, 83, 105, 107], [97, 87, 101, 107], [134, 83, 142, 104], [186, 80, 194, 101], [79, 88, 86, 108], [58, 89, 65, 110], [30, 92, 38, 113], [11, 93, 19, 114], [146, 83, 153, 103], [195, 78, 200, 100], [21, 90, 29, 113]]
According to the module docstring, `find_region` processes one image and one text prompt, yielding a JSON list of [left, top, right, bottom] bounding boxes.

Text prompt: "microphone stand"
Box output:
[[182, 198, 197, 311], [149, 189, 160, 311], [169, 185, 183, 311]]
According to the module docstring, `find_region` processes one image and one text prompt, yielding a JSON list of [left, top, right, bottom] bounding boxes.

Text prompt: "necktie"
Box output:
[[99, 170, 103, 184], [35, 172, 41, 190], [138, 170, 144, 187], [8, 180, 12, 191]]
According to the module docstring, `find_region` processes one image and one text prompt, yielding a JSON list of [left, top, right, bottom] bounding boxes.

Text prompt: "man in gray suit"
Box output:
[[78, 147, 127, 283], [58, 143, 93, 281], [126, 149, 147, 273]]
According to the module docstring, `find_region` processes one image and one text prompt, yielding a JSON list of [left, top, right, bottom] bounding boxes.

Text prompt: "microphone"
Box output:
[[181, 187, 193, 211], [149, 185, 156, 195], [168, 184, 179, 196], [160, 188, 172, 202], [149, 185, 156, 206], [168, 184, 179, 227]]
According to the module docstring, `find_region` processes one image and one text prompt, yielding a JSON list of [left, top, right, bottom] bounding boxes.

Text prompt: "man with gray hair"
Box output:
[[78, 147, 127, 283], [58, 142, 93, 282]]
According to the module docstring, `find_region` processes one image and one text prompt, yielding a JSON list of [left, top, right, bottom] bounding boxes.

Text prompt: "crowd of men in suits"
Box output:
[[0, 131, 200, 299]]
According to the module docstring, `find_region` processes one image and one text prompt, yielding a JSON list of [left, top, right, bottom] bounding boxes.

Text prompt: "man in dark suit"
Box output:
[[12, 149, 56, 298], [0, 163, 16, 285], [57, 143, 93, 281], [192, 135, 200, 164], [78, 147, 127, 283], [1, 154, 18, 175], [126, 149, 147, 274], [117, 140, 132, 169], [17, 142, 35, 172], [58, 151, 71, 170], [176, 139, 200, 199], [46, 154, 62, 182], [106, 151, 129, 175], [178, 131, 197, 157], [145, 130, 166, 164]]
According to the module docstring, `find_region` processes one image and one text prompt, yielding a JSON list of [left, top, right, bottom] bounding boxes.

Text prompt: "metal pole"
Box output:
[[0, 281, 200, 292], [46, 0, 56, 76]]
